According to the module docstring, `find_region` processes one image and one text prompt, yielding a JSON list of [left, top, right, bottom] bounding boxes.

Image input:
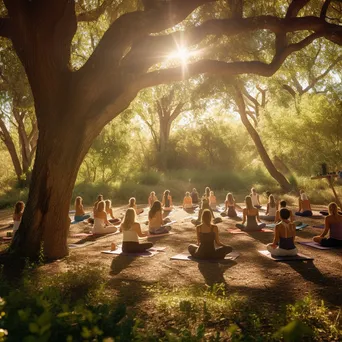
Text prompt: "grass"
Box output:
[[0, 264, 341, 341]]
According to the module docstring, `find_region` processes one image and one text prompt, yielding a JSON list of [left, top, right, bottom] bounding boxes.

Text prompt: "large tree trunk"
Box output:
[[158, 119, 171, 170], [234, 87, 292, 192], [11, 118, 88, 260]]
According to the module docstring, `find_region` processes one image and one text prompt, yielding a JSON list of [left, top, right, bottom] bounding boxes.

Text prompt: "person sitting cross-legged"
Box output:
[[313, 202, 342, 247], [267, 208, 298, 256], [188, 209, 232, 260], [148, 200, 172, 235], [92, 200, 118, 234], [120, 208, 153, 253], [235, 196, 266, 231]]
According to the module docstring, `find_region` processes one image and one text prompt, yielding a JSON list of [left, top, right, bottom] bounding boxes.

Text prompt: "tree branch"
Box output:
[[77, 0, 116, 22], [320, 0, 331, 19], [133, 33, 322, 90], [286, 0, 310, 18]]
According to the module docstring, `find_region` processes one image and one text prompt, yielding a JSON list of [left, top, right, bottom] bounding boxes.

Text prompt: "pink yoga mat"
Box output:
[[70, 231, 120, 238], [227, 229, 247, 235]]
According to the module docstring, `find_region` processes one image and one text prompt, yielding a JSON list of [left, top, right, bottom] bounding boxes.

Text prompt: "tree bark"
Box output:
[[234, 86, 292, 192]]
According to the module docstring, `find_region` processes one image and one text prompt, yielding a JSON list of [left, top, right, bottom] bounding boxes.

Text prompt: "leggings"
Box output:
[[149, 225, 171, 235], [321, 238, 342, 247], [267, 243, 298, 256], [188, 244, 232, 260], [295, 210, 312, 217], [236, 223, 266, 230], [122, 241, 153, 253]]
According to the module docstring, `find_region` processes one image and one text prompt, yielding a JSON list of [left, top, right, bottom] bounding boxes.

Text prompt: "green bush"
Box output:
[[136, 170, 161, 186]]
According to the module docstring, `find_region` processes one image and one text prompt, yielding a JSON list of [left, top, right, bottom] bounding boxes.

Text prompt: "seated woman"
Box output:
[[148, 191, 158, 208], [13, 201, 25, 235], [92, 201, 118, 234], [267, 208, 298, 256], [148, 200, 172, 235], [313, 202, 342, 247], [128, 197, 144, 215], [191, 198, 221, 225], [275, 200, 295, 222], [105, 199, 121, 224], [250, 188, 262, 209], [259, 195, 277, 221], [223, 193, 240, 218], [183, 191, 193, 209], [191, 188, 199, 204], [188, 209, 232, 260], [235, 196, 266, 231], [162, 190, 173, 211], [120, 208, 153, 253], [74, 196, 90, 222], [209, 191, 217, 210], [88, 194, 104, 224], [295, 190, 312, 217], [204, 186, 211, 200]]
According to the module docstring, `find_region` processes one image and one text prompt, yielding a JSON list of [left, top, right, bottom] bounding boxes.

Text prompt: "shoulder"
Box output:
[[212, 224, 219, 232]]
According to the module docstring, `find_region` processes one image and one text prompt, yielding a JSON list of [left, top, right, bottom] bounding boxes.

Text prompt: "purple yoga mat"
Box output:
[[101, 246, 166, 257], [258, 250, 313, 261], [298, 241, 332, 250]]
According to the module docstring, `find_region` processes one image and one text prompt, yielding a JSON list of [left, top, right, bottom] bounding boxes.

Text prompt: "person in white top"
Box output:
[[13, 201, 25, 234], [250, 188, 262, 209], [120, 208, 153, 253], [92, 201, 118, 234], [259, 194, 277, 221]]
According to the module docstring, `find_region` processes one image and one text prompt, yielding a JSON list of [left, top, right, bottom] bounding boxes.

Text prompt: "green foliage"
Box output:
[[136, 170, 161, 186]]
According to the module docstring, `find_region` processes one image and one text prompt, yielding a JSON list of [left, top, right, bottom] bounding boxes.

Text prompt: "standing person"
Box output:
[[250, 188, 262, 209], [92, 201, 118, 234], [128, 197, 144, 215], [188, 209, 232, 260], [120, 208, 153, 253], [267, 208, 298, 256], [13, 201, 25, 234], [183, 192, 193, 209], [148, 201, 172, 235], [209, 191, 217, 210], [191, 188, 199, 204], [275, 200, 294, 222], [295, 190, 312, 217], [162, 190, 173, 211], [105, 199, 121, 224], [148, 191, 158, 208], [74, 196, 90, 222], [223, 193, 240, 218], [235, 196, 266, 231], [259, 195, 277, 221], [313, 202, 342, 247]]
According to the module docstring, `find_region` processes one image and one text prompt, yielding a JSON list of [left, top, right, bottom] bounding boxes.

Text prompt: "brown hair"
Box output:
[[149, 200, 162, 219], [75, 196, 82, 206], [97, 200, 105, 212], [328, 202, 338, 216], [14, 201, 25, 215], [201, 209, 212, 226]]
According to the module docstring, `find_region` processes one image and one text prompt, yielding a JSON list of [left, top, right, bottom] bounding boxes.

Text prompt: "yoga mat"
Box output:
[[227, 228, 247, 235], [69, 241, 96, 248], [1, 236, 12, 241], [295, 223, 308, 230], [170, 251, 240, 262], [266, 223, 276, 228], [101, 246, 166, 257], [261, 228, 274, 233], [70, 230, 120, 238], [313, 224, 324, 229], [146, 231, 175, 238], [298, 241, 332, 250], [258, 250, 313, 261]]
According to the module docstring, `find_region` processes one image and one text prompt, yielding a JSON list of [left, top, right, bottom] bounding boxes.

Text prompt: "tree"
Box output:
[[1, 0, 342, 259], [0, 43, 38, 185]]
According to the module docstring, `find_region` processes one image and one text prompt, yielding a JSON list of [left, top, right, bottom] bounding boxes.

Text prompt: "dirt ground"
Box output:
[[1, 204, 342, 310]]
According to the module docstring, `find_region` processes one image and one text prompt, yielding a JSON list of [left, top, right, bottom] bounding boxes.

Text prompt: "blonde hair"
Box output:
[[269, 195, 276, 208], [185, 191, 190, 197], [150, 191, 155, 197], [328, 202, 338, 216], [75, 196, 82, 206], [227, 193, 234, 203], [122, 208, 136, 230], [245, 196, 254, 210], [105, 199, 111, 211], [128, 197, 136, 207], [201, 209, 212, 226], [210, 191, 214, 196], [97, 201, 105, 212]]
